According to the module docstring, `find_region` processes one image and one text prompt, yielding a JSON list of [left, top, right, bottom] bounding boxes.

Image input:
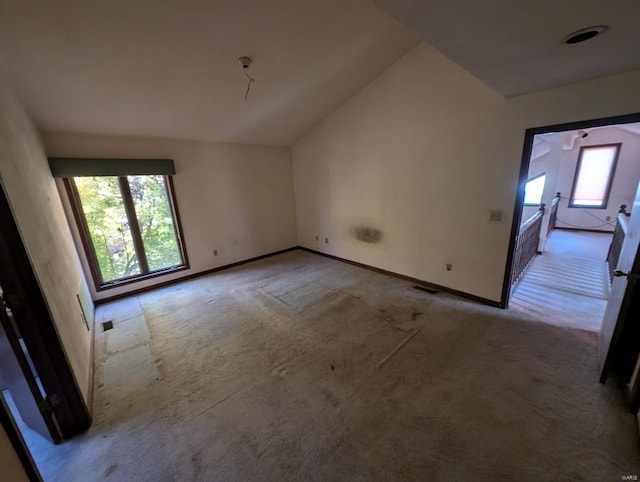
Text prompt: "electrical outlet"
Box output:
[[446, 263, 452, 271], [606, 216, 611, 221], [489, 210, 502, 222], [315, 235, 319, 241], [325, 237, 329, 244], [213, 249, 218, 256]]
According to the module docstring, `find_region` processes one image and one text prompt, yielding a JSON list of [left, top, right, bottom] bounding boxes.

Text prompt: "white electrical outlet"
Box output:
[[489, 210, 502, 222]]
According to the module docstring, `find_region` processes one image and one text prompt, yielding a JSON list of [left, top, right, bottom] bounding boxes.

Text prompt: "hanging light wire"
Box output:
[[242, 66, 255, 101]]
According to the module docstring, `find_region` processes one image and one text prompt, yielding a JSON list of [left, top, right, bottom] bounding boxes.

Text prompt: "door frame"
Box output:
[[0, 395, 42, 481], [0, 185, 91, 440], [501, 112, 640, 308]]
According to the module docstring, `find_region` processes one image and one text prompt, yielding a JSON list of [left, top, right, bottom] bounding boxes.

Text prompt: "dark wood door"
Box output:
[[0, 296, 58, 441], [0, 185, 91, 440], [599, 182, 640, 382]]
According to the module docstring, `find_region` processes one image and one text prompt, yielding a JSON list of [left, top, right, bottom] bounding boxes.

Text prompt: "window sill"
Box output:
[[96, 264, 189, 292], [568, 205, 607, 209]]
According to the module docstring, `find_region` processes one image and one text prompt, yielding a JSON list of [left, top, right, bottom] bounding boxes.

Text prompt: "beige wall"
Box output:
[[44, 133, 297, 301], [0, 426, 29, 482], [292, 42, 640, 303], [0, 80, 93, 404]]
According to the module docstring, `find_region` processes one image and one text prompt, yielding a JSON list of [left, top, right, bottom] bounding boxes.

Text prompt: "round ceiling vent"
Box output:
[[564, 25, 608, 44]]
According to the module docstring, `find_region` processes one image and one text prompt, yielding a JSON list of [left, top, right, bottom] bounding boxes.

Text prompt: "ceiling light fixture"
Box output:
[[564, 25, 608, 44], [238, 56, 255, 101]]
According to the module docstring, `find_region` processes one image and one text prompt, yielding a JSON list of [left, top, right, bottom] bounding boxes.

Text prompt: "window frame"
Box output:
[[569, 143, 621, 209], [64, 175, 189, 291], [523, 172, 546, 206]]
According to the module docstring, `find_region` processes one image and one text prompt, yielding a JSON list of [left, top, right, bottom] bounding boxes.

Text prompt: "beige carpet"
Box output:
[[21, 250, 640, 480], [510, 230, 612, 332]]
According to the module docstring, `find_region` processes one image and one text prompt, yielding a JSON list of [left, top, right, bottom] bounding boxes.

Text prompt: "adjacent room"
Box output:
[[509, 124, 640, 331], [1, 0, 640, 480]]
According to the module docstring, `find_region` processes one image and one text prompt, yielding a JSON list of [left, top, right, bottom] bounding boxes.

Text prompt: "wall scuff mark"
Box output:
[[353, 226, 383, 243]]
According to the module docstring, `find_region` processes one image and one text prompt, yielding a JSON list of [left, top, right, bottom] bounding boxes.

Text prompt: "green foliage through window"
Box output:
[[73, 175, 184, 285]]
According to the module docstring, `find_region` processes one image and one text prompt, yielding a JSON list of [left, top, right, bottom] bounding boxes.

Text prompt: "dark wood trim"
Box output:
[[0, 395, 42, 481], [522, 112, 640, 136], [63, 179, 104, 291], [96, 265, 189, 292], [501, 112, 640, 309], [568, 143, 621, 210], [554, 226, 614, 234], [297, 247, 502, 308], [95, 247, 299, 305], [0, 301, 60, 441], [96, 245, 501, 308], [86, 310, 95, 417], [118, 177, 150, 274], [96, 265, 188, 293], [166, 176, 190, 270], [65, 176, 189, 292], [0, 186, 91, 439], [502, 128, 536, 308]]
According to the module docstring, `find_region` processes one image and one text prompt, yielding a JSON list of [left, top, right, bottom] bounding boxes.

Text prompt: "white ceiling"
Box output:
[[372, 0, 640, 97], [3, 1, 639, 146], [535, 122, 640, 153], [0, 0, 417, 145]]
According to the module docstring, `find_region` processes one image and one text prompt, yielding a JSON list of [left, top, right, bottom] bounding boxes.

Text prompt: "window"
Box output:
[[65, 175, 187, 289], [569, 144, 620, 209], [524, 173, 546, 205]]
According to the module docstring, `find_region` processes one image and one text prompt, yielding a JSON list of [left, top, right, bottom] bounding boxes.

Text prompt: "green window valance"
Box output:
[[48, 158, 175, 177]]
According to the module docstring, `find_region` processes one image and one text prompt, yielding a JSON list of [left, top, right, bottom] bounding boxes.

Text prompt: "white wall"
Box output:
[[552, 128, 640, 231], [0, 79, 93, 404], [292, 42, 640, 303], [0, 426, 29, 482], [44, 133, 297, 301]]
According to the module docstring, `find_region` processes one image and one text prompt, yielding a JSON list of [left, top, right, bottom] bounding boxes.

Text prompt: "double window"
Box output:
[[53, 158, 188, 290], [569, 144, 620, 209]]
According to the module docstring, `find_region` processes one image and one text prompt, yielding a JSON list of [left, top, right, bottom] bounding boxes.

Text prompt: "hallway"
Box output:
[[509, 230, 612, 332]]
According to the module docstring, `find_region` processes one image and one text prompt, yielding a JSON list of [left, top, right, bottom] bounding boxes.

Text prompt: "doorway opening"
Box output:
[[503, 113, 640, 334], [0, 183, 91, 479]]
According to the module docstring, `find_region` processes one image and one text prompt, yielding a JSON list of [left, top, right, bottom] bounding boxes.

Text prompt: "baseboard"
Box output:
[[95, 247, 298, 305], [553, 226, 614, 234], [96, 245, 501, 309], [86, 314, 95, 418], [297, 246, 502, 308]]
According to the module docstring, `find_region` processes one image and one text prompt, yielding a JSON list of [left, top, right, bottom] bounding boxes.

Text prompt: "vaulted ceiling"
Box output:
[[1, 0, 639, 146], [373, 0, 640, 97], [0, 0, 417, 145]]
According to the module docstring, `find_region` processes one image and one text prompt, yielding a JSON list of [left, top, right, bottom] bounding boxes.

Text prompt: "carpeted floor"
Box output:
[[22, 250, 640, 480], [510, 230, 612, 332]]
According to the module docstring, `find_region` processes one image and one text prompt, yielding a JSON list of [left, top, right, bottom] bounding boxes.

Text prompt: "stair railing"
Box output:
[[606, 204, 630, 284], [512, 204, 545, 285]]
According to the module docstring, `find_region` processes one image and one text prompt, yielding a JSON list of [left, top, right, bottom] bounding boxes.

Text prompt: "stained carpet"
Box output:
[[20, 250, 640, 480]]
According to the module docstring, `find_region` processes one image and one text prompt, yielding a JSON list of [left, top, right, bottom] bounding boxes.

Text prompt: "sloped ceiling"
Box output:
[[0, 0, 418, 145], [372, 0, 640, 97]]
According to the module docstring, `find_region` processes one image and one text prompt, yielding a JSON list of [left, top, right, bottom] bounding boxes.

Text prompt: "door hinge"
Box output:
[[37, 394, 61, 414]]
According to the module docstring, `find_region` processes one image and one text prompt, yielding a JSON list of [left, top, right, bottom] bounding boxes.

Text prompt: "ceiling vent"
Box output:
[[564, 26, 608, 44]]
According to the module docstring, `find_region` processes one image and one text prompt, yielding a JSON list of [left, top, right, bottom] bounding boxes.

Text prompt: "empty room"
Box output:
[[1, 0, 640, 481]]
